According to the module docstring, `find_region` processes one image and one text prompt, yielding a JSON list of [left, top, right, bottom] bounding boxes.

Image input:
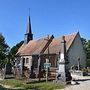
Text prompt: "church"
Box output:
[[16, 15, 86, 77]]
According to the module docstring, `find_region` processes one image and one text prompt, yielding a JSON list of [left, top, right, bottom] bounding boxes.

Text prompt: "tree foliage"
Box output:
[[81, 38, 90, 66], [81, 38, 87, 49], [10, 41, 24, 60], [86, 40, 90, 66], [0, 33, 9, 66]]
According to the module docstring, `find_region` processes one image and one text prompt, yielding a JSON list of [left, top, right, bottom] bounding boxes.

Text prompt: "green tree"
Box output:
[[86, 40, 90, 66], [10, 41, 24, 60], [81, 38, 90, 66], [81, 38, 87, 50], [0, 33, 9, 67]]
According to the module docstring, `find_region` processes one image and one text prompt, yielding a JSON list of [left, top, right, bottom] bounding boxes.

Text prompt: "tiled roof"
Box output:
[[17, 32, 78, 56], [17, 35, 54, 55], [44, 32, 78, 54]]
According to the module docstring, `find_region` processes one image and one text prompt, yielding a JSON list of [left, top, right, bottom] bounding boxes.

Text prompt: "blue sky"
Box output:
[[0, 0, 90, 47]]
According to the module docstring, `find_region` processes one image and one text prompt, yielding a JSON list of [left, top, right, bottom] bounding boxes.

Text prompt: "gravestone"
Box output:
[[6, 62, 12, 74]]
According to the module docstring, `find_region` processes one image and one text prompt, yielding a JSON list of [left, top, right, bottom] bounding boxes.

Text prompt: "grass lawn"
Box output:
[[0, 79, 64, 90]]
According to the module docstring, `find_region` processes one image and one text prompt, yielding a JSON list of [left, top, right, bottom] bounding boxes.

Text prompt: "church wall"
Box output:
[[67, 33, 86, 69], [40, 54, 57, 68], [21, 56, 32, 70], [32, 54, 57, 70], [20, 54, 57, 72]]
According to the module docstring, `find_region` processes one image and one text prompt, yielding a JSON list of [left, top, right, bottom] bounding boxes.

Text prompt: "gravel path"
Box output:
[[60, 76, 90, 90], [64, 80, 90, 90]]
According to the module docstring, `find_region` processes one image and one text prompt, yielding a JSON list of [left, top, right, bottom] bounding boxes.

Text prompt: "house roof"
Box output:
[[17, 32, 78, 56]]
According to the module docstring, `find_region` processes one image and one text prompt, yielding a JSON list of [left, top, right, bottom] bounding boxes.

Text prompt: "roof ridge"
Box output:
[[64, 32, 78, 36]]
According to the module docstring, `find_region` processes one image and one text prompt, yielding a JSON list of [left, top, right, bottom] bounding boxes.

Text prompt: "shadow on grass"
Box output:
[[0, 85, 27, 90], [0, 78, 64, 90], [26, 78, 55, 84]]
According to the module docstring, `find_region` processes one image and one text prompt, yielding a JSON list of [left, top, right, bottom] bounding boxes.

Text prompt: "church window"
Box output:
[[26, 58, 29, 64]]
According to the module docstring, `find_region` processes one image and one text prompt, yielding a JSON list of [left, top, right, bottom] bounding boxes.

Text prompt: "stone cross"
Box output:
[[57, 36, 71, 83]]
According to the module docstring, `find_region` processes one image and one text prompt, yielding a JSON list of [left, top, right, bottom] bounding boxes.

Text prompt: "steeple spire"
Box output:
[[24, 10, 33, 44], [27, 9, 32, 34], [27, 15, 32, 34]]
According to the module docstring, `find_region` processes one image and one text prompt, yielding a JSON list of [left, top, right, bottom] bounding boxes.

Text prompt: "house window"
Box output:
[[26, 58, 29, 64]]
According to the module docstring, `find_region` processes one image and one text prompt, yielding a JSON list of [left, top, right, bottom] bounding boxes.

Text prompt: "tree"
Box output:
[[86, 40, 90, 66], [0, 33, 9, 79], [81, 38, 87, 50], [0, 33, 9, 68], [81, 38, 90, 67], [10, 41, 24, 60]]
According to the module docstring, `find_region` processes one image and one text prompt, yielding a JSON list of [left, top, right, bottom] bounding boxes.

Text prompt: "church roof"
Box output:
[[17, 32, 78, 56], [44, 32, 78, 54]]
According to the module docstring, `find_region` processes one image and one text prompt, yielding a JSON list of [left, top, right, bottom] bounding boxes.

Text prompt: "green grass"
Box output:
[[0, 79, 64, 90]]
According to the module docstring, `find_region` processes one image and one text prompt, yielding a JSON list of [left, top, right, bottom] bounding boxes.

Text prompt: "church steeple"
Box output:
[[27, 15, 32, 34], [24, 15, 33, 44]]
